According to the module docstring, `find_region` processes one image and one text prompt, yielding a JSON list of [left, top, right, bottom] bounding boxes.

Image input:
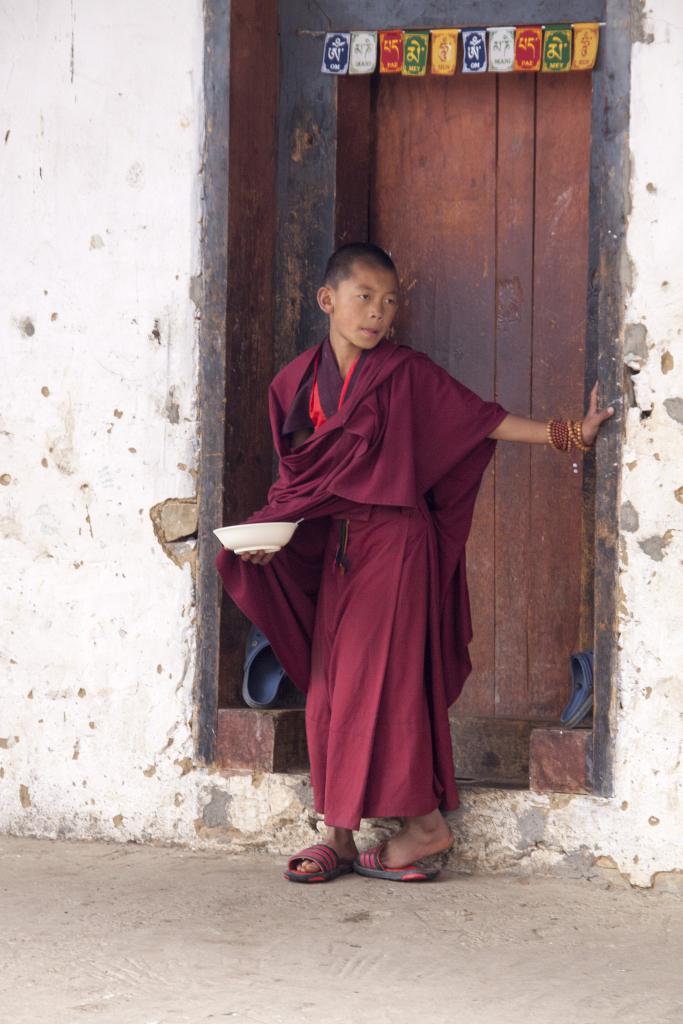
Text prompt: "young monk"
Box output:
[[216, 243, 614, 883]]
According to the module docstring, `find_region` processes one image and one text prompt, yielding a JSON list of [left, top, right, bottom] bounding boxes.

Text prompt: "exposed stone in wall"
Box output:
[[623, 322, 649, 370], [638, 530, 674, 561], [201, 787, 232, 828], [631, 0, 655, 45], [149, 498, 198, 569], [663, 397, 683, 424], [661, 350, 674, 374], [17, 317, 35, 337], [620, 501, 639, 532]]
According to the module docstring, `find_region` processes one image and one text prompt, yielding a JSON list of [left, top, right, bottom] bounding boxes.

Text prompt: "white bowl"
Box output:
[[213, 520, 302, 555]]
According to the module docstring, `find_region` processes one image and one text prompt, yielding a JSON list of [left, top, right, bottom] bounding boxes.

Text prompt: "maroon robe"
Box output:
[[216, 337, 509, 826]]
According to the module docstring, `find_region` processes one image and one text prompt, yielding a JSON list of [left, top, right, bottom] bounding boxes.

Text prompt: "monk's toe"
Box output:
[[298, 859, 319, 872]]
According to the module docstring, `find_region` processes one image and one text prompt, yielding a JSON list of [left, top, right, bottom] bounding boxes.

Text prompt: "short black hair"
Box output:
[[323, 242, 398, 288]]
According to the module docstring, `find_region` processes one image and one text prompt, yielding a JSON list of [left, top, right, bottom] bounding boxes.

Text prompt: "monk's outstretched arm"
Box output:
[[489, 414, 549, 444], [487, 382, 614, 445]]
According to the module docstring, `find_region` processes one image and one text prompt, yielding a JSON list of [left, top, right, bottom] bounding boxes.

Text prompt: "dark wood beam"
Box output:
[[587, 1, 631, 797], [196, 0, 231, 764]]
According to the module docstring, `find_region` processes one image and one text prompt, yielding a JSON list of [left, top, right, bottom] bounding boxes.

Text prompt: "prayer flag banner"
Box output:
[[462, 28, 487, 72], [321, 22, 601, 77], [349, 31, 377, 74], [402, 31, 429, 75], [321, 32, 350, 74], [488, 26, 515, 71], [430, 29, 459, 74], [572, 22, 600, 70], [379, 30, 404, 73], [514, 26, 543, 71], [542, 24, 572, 71]]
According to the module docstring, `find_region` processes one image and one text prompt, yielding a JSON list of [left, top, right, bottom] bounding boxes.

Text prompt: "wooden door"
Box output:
[[336, 72, 593, 738]]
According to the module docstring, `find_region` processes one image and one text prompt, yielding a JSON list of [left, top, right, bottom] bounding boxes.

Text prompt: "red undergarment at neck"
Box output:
[[309, 351, 361, 432]]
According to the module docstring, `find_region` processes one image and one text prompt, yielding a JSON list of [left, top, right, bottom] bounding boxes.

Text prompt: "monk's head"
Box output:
[[316, 243, 399, 352]]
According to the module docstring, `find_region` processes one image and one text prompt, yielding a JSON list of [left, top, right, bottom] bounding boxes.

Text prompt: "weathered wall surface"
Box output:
[[0, 0, 206, 844], [1, 1, 681, 887]]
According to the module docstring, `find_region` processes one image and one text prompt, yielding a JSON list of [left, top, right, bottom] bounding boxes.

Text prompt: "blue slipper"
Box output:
[[242, 625, 304, 708], [242, 624, 287, 708], [560, 650, 594, 728]]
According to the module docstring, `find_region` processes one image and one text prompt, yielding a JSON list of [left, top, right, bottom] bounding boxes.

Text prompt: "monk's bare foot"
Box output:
[[294, 826, 358, 874], [380, 810, 453, 869]]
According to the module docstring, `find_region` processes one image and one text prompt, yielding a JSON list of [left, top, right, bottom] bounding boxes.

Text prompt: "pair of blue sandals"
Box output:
[[243, 625, 594, 882], [243, 623, 595, 726]]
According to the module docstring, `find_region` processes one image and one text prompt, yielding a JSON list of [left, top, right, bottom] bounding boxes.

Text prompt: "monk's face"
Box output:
[[317, 261, 399, 352]]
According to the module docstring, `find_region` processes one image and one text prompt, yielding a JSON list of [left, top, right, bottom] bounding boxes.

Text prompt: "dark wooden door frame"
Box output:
[[196, 0, 629, 797], [196, 0, 231, 767]]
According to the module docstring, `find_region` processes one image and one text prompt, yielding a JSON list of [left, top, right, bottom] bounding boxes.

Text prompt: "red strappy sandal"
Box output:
[[284, 843, 355, 883], [353, 837, 454, 882]]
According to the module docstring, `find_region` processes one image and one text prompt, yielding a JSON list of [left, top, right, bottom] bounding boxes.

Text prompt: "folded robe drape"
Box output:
[[216, 337, 509, 814]]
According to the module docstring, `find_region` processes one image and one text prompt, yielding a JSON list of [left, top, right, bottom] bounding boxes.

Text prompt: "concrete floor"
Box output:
[[1, 836, 681, 1024]]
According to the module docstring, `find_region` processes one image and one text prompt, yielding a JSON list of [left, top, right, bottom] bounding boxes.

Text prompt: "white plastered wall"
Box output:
[[0, 0, 205, 843], [1, 1, 681, 888]]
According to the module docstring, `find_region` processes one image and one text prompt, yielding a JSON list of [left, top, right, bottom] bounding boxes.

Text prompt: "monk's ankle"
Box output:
[[403, 812, 450, 839], [323, 826, 356, 850]]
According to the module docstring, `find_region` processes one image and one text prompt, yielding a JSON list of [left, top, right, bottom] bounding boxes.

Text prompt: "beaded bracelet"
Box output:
[[546, 418, 594, 453], [568, 419, 593, 452], [546, 418, 570, 451]]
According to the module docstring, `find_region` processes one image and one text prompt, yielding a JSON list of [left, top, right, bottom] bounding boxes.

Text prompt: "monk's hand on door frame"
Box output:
[[239, 550, 276, 565], [580, 381, 615, 446]]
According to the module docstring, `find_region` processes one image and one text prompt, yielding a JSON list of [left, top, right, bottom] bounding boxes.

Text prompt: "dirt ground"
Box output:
[[1, 836, 681, 1024]]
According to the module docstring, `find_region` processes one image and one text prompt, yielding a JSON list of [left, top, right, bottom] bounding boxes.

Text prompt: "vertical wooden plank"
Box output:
[[493, 73, 535, 718], [368, 73, 497, 716], [219, 0, 279, 706], [455, 76, 499, 719], [273, 6, 338, 371], [528, 71, 592, 717], [335, 76, 372, 246]]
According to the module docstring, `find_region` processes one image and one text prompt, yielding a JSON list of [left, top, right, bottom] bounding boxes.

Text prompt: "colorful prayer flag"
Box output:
[[402, 31, 429, 76], [430, 29, 459, 75], [462, 28, 487, 73], [379, 30, 404, 73], [572, 22, 600, 70], [514, 26, 543, 71], [488, 26, 515, 71], [321, 32, 350, 74], [542, 25, 572, 72], [349, 31, 377, 74]]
